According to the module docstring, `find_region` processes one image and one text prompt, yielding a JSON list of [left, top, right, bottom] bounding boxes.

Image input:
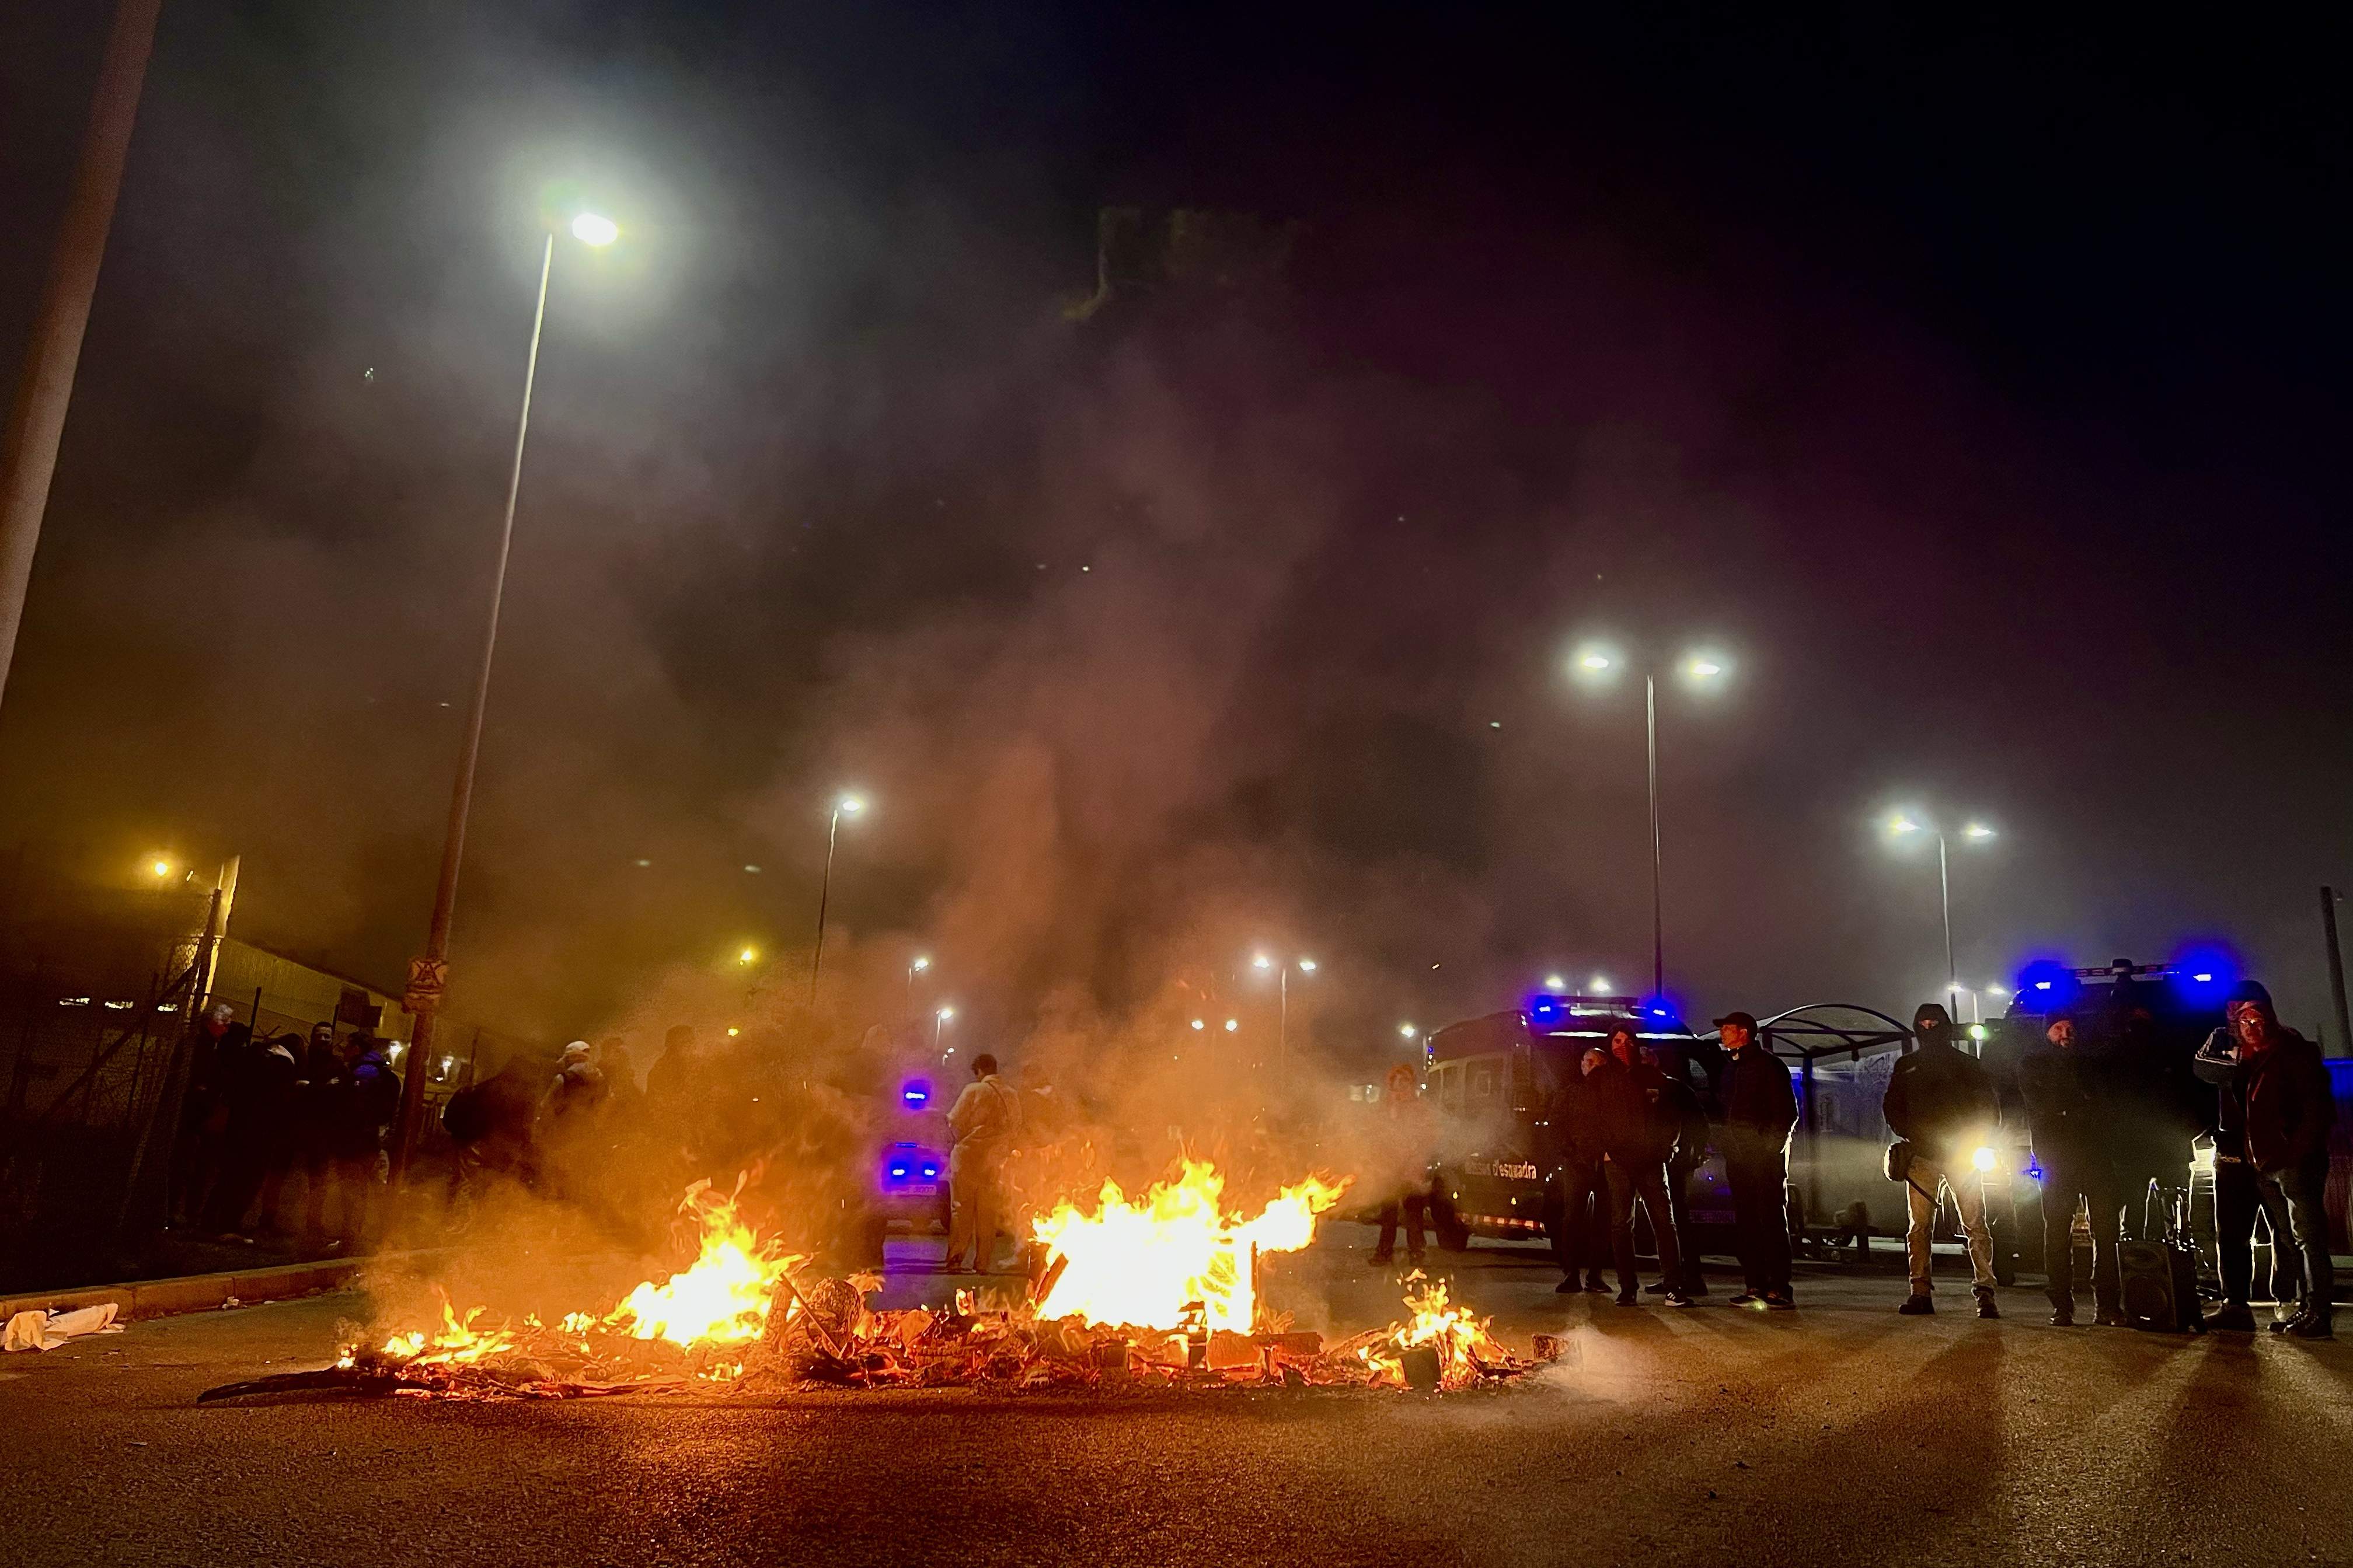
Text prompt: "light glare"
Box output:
[[570, 212, 619, 247]]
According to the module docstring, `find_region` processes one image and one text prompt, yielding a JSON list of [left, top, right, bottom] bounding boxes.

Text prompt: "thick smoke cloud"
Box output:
[[2, 0, 2348, 1089]]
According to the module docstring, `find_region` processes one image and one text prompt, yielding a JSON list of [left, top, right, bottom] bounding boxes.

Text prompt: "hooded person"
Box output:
[[1881, 1003, 2002, 1317], [1592, 1022, 1692, 1308], [2017, 1011, 2124, 1325], [2199, 981, 2334, 1337], [2195, 983, 2296, 1329]]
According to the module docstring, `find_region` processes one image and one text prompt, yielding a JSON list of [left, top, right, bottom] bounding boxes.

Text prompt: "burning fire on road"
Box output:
[[198, 1163, 1541, 1405]]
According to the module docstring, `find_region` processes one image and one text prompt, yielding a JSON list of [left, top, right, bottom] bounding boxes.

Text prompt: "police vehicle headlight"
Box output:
[[1970, 1145, 1998, 1173]]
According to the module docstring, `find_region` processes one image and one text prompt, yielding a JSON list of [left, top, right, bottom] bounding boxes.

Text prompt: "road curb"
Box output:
[[0, 1250, 440, 1324]]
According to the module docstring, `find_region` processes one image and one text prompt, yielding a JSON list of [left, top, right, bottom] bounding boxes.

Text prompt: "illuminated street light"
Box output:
[[147, 857, 171, 879], [738, 947, 757, 966], [1564, 635, 1738, 996], [1589, 974, 1612, 994], [1190, 1018, 1205, 1031], [1543, 973, 1567, 991], [1399, 1022, 1418, 1039], [809, 791, 867, 1003], [1223, 1018, 1238, 1032], [1251, 951, 1319, 1066], [393, 198, 633, 1186], [906, 952, 931, 1001], [933, 1004, 956, 1056], [1881, 809, 2000, 1017]]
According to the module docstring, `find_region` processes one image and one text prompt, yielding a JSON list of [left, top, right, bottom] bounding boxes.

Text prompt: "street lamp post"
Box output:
[[1570, 644, 1731, 998], [392, 211, 618, 1183], [1886, 813, 1997, 1018], [933, 1004, 954, 1058], [907, 954, 930, 1002], [1252, 953, 1317, 1067], [808, 793, 864, 1004]]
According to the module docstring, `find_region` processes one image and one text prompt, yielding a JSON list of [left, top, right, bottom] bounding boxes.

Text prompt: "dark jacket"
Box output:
[[2242, 1028, 2334, 1174], [1883, 1040, 1998, 1162], [1593, 1058, 1679, 1166], [2016, 1039, 2111, 1162], [224, 1036, 304, 1162], [1550, 1073, 1608, 1166], [1721, 1046, 1798, 1148], [333, 1047, 401, 1160], [2191, 1027, 2246, 1157], [1660, 1073, 1711, 1168]]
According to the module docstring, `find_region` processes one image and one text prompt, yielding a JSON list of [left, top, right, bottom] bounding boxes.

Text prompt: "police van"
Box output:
[[1423, 997, 1730, 1258]]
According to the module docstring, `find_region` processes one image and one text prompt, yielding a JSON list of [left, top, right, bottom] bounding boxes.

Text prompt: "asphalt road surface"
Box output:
[[7, 1227, 2348, 1568]]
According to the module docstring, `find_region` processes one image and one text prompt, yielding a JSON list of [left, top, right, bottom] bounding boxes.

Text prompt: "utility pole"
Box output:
[[0, 0, 163, 707], [2322, 885, 2351, 1057]]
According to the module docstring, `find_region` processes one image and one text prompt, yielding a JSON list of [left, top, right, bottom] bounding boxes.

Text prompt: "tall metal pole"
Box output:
[[1645, 673, 1663, 998], [1278, 964, 1289, 1068], [1938, 830, 1956, 1018], [810, 806, 841, 1004], [0, 0, 163, 706], [2321, 885, 2351, 1056], [391, 231, 555, 1185]]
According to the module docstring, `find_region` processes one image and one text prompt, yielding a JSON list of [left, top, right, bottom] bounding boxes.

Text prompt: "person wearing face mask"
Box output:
[[2197, 981, 2334, 1338], [1881, 1003, 2001, 1318]]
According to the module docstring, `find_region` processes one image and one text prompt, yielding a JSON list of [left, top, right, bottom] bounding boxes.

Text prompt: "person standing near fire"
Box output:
[[1368, 1063, 1435, 1267], [946, 1052, 1022, 1273]]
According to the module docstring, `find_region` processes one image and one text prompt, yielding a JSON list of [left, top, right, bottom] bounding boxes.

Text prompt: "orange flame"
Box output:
[[1032, 1161, 1348, 1332], [1359, 1274, 1510, 1389], [604, 1183, 796, 1347]]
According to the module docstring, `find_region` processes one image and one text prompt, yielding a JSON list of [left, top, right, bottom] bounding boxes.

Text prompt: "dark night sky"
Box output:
[[1, 2, 2347, 1056]]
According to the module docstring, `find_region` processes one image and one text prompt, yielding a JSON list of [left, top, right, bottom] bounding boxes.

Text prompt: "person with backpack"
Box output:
[[1883, 1003, 2001, 1318], [944, 1052, 1022, 1273]]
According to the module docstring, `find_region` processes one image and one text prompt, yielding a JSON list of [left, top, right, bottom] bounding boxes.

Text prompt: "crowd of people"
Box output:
[[170, 1004, 402, 1251], [1361, 980, 2337, 1338]]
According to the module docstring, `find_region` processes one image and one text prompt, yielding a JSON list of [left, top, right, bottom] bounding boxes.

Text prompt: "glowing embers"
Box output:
[[1030, 1161, 1348, 1333]]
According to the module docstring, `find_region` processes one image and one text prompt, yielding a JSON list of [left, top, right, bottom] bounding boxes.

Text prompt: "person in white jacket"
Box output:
[[946, 1054, 1022, 1273]]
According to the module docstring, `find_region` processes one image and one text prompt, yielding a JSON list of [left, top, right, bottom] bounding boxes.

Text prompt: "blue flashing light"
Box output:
[[890, 1164, 908, 1178], [2170, 942, 2239, 1005], [922, 1164, 937, 1178], [2014, 958, 2076, 1003], [901, 1078, 932, 1108]]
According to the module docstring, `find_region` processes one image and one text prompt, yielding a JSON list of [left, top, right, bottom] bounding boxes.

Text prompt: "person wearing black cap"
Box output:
[[1881, 1002, 2002, 1317], [1716, 1011, 1798, 1307], [2017, 1011, 2123, 1326], [2199, 981, 2334, 1337]]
